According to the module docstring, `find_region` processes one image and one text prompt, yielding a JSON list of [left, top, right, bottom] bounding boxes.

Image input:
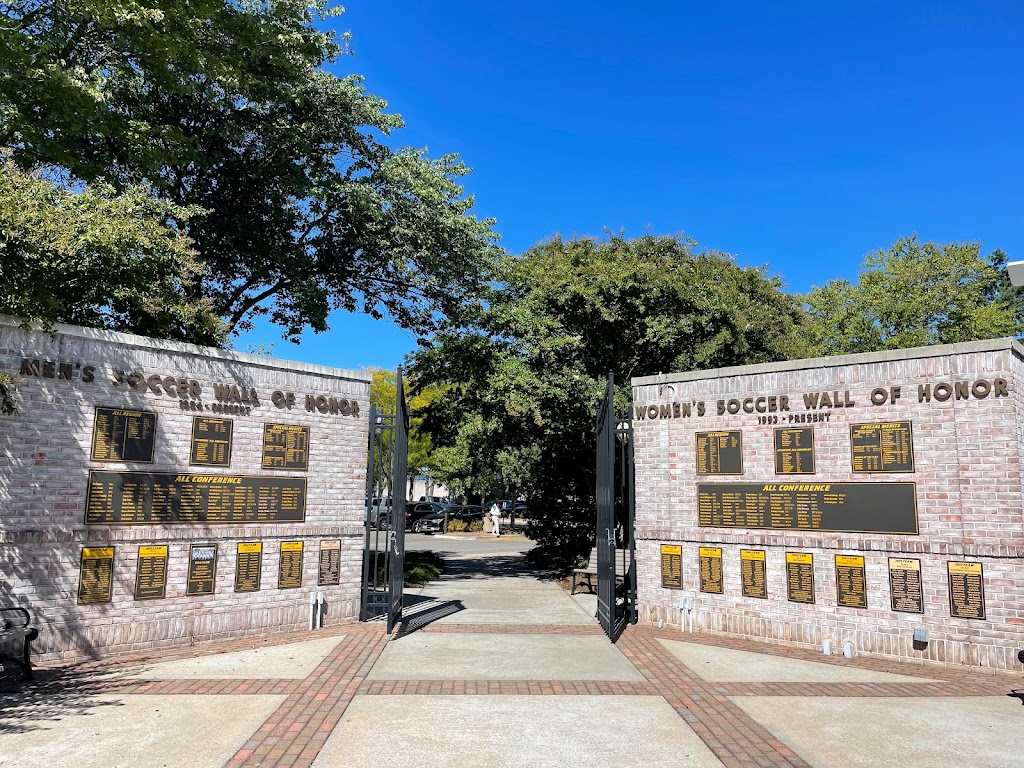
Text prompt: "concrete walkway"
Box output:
[[2, 535, 1023, 767]]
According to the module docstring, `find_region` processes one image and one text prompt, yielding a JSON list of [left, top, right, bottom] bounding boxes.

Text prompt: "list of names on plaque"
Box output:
[[786, 552, 815, 604], [262, 423, 310, 471], [698, 547, 724, 594], [278, 541, 304, 589], [660, 544, 683, 589], [835, 554, 868, 609], [91, 407, 157, 463], [187, 544, 218, 596], [190, 416, 233, 467], [86, 471, 306, 525], [318, 540, 342, 586], [850, 422, 915, 473], [948, 561, 986, 620], [888, 557, 924, 613], [774, 426, 815, 474], [740, 549, 768, 599], [134, 544, 169, 600], [235, 542, 263, 592], [697, 482, 918, 535], [79, 546, 115, 604], [695, 431, 744, 475]]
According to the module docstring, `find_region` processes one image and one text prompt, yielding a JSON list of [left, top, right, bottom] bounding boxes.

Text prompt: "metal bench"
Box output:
[[570, 547, 632, 595], [1, 606, 38, 680]]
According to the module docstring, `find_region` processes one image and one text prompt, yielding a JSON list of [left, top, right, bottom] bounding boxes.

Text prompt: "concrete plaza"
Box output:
[[2, 535, 1022, 767]]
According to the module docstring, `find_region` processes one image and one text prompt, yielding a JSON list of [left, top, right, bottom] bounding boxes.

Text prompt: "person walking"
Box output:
[[489, 501, 501, 537]]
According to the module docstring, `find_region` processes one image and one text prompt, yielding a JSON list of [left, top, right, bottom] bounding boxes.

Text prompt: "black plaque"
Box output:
[[697, 482, 919, 535], [696, 430, 743, 475], [134, 544, 169, 600], [660, 544, 683, 589], [190, 416, 234, 467], [948, 561, 985, 620], [78, 546, 115, 604], [262, 423, 310, 470], [85, 471, 306, 525], [740, 549, 767, 599], [851, 422, 914, 473], [91, 407, 157, 462], [786, 552, 815, 604], [318, 540, 342, 586], [835, 554, 867, 609], [774, 426, 815, 474], [235, 542, 263, 592], [698, 547, 723, 594], [278, 541, 304, 589], [888, 557, 924, 614], [187, 543, 218, 596]]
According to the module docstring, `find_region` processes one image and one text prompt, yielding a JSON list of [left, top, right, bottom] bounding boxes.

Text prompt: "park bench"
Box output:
[[571, 547, 632, 595], [0, 606, 38, 680]]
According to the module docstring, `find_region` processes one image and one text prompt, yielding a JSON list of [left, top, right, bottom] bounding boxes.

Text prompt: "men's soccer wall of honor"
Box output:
[[91, 407, 157, 462], [235, 542, 263, 592], [187, 544, 218, 596], [318, 540, 342, 586], [660, 545, 682, 589], [278, 541, 304, 589], [134, 545, 169, 600]]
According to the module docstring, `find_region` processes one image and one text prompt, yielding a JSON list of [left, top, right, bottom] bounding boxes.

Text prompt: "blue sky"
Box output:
[[235, 0, 1023, 370]]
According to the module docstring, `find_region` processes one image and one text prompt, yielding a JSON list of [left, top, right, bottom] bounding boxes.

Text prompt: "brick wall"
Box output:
[[0, 317, 370, 661], [631, 339, 1024, 673]]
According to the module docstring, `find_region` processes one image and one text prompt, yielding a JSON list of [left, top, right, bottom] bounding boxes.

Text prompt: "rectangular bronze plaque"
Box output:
[[318, 540, 342, 586], [697, 482, 918, 535], [835, 554, 867, 609], [850, 422, 914, 473], [186, 543, 218, 596], [262, 423, 310, 470], [660, 544, 683, 589], [235, 542, 263, 592], [948, 561, 985, 620], [740, 549, 767, 599], [90, 407, 157, 463], [698, 547, 723, 594], [786, 552, 815, 604], [888, 557, 923, 614], [134, 544, 169, 600], [78, 546, 114, 604], [278, 540, 304, 589], [696, 430, 743, 475], [774, 426, 815, 474], [85, 471, 306, 525], [190, 416, 233, 467]]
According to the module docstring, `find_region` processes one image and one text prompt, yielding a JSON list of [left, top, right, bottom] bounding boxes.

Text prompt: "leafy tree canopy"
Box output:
[[805, 236, 1022, 355], [368, 366, 447, 479], [1, 0, 498, 344]]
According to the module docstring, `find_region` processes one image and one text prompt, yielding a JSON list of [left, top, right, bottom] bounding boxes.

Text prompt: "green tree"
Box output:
[[806, 237, 1021, 355], [1, 1, 498, 344], [413, 233, 815, 565], [368, 367, 446, 478]]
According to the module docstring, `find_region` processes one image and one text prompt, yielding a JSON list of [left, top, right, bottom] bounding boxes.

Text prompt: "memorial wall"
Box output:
[[0, 316, 370, 660], [632, 338, 1024, 672]]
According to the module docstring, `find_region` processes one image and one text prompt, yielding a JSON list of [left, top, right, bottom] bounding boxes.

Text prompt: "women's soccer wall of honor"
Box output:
[[635, 338, 1024, 672], [0, 315, 371, 661]]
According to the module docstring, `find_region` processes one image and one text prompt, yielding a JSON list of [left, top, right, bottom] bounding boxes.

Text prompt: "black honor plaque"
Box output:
[[888, 557, 924, 614], [85, 471, 306, 525], [835, 554, 868, 609], [79, 546, 115, 604], [91, 407, 157, 462], [697, 482, 918, 535], [786, 552, 815, 604], [850, 422, 914, 473], [696, 431, 743, 475], [190, 416, 233, 467], [774, 426, 815, 474], [278, 541, 304, 589], [187, 544, 218, 596], [235, 542, 263, 592], [948, 561, 986, 620], [660, 544, 683, 589], [134, 544, 169, 600], [740, 549, 768, 599], [262, 423, 310, 470], [698, 547, 723, 594], [318, 540, 342, 586]]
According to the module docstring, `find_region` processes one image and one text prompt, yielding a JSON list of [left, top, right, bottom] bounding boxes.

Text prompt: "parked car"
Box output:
[[406, 501, 451, 527], [412, 505, 484, 533], [367, 496, 392, 529]]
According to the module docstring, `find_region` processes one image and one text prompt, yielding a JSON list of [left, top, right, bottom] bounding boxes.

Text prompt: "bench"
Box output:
[[571, 547, 632, 595], [1, 606, 38, 680]]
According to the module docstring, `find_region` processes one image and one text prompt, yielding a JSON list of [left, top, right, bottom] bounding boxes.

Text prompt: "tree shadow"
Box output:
[[0, 663, 130, 734]]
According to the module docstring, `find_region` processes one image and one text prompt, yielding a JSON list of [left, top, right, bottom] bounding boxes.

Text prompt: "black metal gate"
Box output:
[[595, 373, 636, 641], [360, 368, 409, 632]]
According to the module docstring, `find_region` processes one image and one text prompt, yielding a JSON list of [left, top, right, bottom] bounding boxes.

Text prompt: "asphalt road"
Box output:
[[404, 532, 532, 556]]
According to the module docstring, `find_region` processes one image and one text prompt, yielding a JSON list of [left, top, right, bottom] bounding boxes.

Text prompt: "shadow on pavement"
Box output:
[[0, 665, 128, 734]]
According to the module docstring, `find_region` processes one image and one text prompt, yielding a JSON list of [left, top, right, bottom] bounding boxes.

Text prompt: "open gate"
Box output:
[[595, 373, 636, 641], [360, 368, 409, 632]]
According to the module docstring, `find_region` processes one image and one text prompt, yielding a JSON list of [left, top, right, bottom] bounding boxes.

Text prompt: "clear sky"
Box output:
[[235, 0, 1023, 370]]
